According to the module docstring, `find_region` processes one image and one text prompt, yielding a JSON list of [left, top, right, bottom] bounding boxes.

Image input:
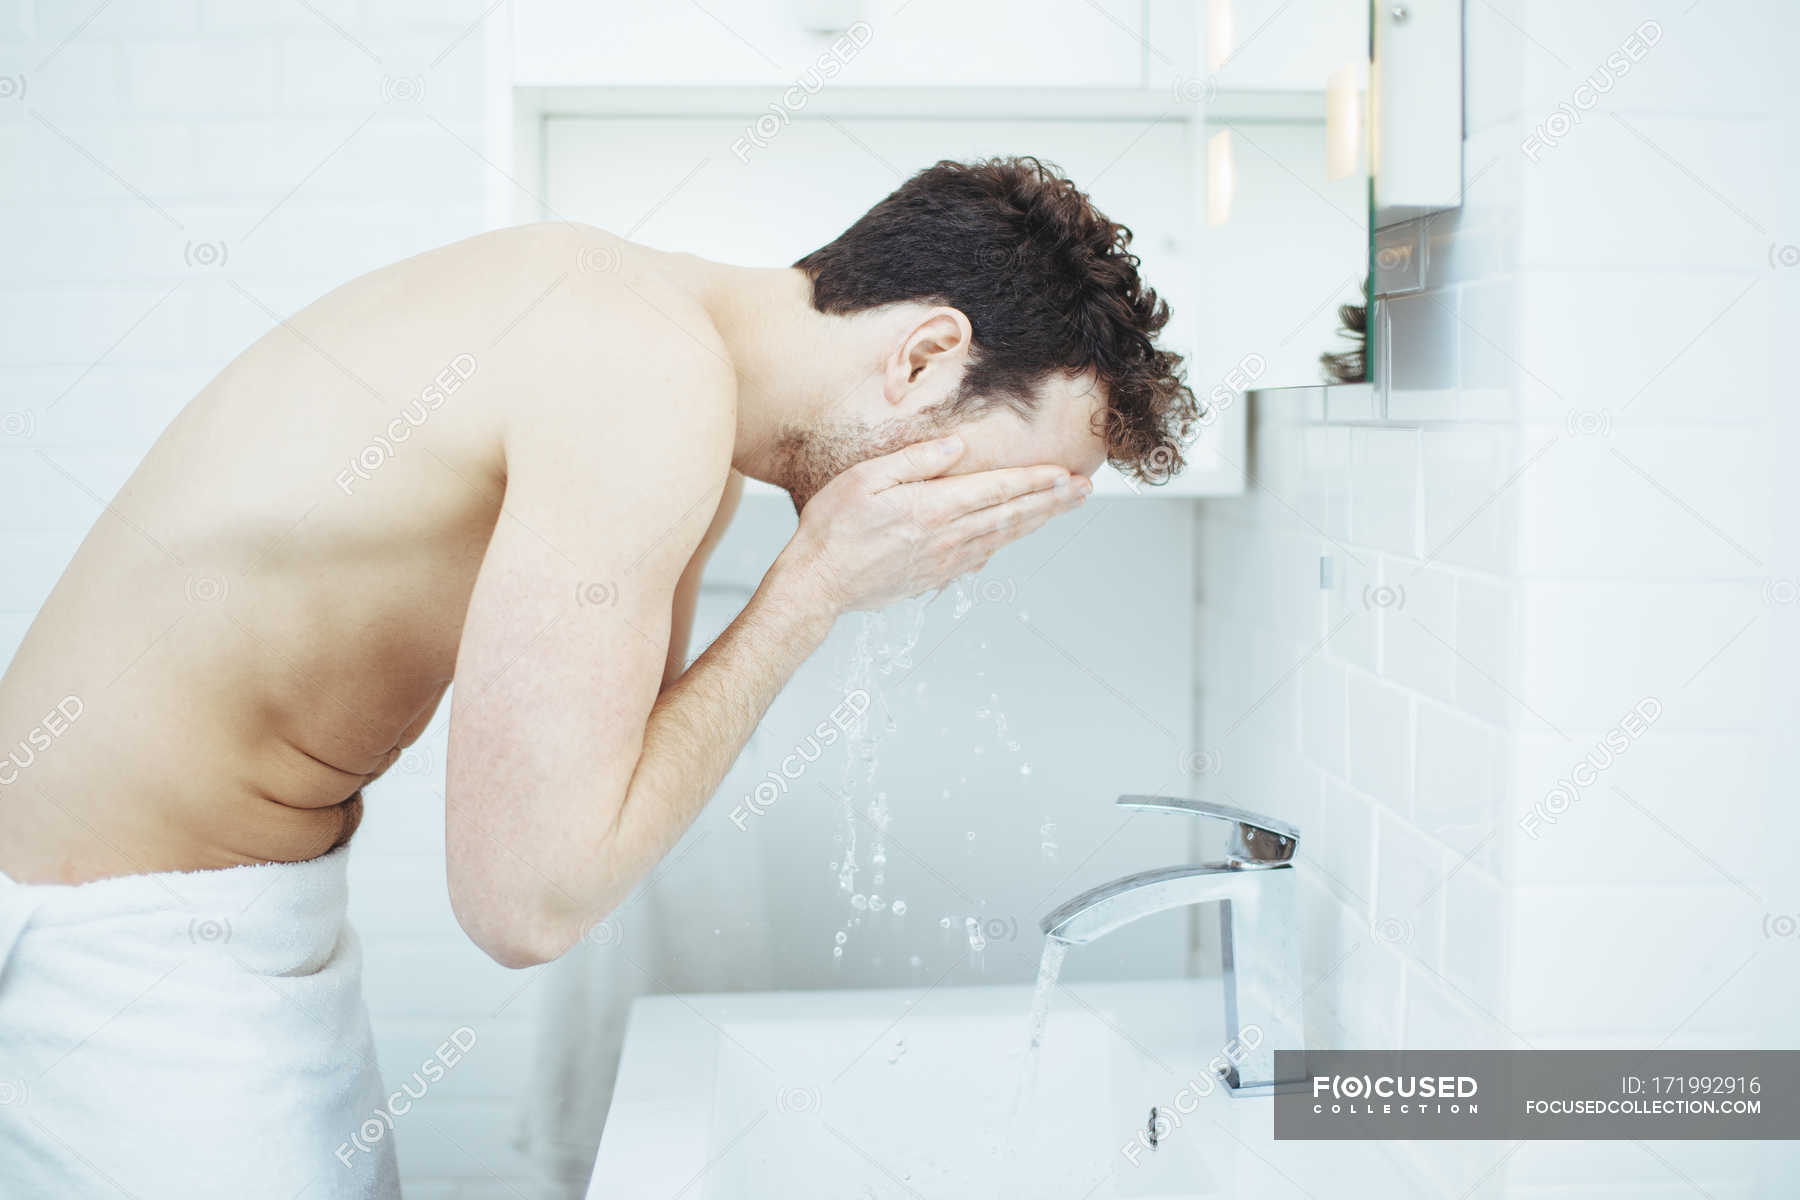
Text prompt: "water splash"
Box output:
[[950, 577, 974, 620], [831, 597, 928, 942]]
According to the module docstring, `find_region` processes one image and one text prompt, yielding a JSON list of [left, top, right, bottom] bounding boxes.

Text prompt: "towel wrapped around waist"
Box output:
[[0, 845, 399, 1198]]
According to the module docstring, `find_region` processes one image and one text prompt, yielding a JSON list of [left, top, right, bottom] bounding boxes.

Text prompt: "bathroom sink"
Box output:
[[586, 980, 1422, 1199]]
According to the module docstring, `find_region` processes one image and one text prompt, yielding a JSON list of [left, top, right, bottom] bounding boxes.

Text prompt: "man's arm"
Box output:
[[445, 367, 1085, 968], [662, 470, 743, 690]]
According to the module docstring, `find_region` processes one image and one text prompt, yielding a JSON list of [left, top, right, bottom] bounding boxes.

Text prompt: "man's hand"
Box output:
[[774, 435, 1090, 614]]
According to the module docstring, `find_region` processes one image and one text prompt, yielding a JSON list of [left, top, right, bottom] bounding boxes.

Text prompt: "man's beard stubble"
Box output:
[[773, 405, 961, 515]]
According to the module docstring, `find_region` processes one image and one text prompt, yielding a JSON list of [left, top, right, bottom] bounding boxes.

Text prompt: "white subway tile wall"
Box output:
[[0, 4, 537, 1196], [1196, 2, 1782, 1195]]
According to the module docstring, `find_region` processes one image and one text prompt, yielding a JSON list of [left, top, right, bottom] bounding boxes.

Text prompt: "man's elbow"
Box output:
[[450, 888, 587, 970], [480, 928, 567, 970]]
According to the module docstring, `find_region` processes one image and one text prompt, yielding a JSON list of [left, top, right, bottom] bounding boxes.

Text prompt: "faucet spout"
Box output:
[[1040, 863, 1263, 944], [1038, 798, 1307, 1096]]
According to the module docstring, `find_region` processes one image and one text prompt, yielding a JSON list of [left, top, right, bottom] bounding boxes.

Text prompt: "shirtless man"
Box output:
[[0, 156, 1195, 1197]]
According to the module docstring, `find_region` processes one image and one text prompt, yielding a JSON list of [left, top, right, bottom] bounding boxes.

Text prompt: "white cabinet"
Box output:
[[499, 0, 1381, 497], [1201, 0, 1366, 91], [512, 0, 1153, 90], [539, 104, 1245, 497]]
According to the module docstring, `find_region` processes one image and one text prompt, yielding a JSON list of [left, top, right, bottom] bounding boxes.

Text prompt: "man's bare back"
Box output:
[[0, 224, 735, 883]]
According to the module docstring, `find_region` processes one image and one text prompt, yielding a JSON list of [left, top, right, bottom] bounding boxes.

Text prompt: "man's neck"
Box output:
[[663, 256, 875, 485]]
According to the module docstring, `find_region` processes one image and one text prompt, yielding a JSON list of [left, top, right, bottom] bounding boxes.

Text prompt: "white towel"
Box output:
[[0, 845, 400, 1199]]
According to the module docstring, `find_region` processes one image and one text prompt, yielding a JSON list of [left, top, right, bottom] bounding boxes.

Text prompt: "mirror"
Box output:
[[1194, 0, 1372, 394]]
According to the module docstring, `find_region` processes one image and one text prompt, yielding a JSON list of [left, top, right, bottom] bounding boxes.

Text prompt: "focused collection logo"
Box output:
[[1310, 1073, 1480, 1116]]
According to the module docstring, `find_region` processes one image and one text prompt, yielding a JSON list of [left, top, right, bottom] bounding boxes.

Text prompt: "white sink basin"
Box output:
[[587, 980, 1428, 1199]]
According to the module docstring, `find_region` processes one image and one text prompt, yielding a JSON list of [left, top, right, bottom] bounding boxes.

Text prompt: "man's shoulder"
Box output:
[[503, 223, 732, 376], [493, 224, 736, 442]]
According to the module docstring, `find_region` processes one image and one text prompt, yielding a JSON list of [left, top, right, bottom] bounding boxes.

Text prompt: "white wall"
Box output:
[[1757, 39, 1800, 1193], [0, 3, 528, 1196], [1198, 1, 1788, 1195]]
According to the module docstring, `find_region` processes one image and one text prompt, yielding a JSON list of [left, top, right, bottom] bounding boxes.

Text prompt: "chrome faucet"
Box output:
[[1039, 796, 1304, 1096]]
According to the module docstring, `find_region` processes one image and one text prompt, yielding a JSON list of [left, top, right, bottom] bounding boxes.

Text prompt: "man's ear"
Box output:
[[882, 307, 973, 407]]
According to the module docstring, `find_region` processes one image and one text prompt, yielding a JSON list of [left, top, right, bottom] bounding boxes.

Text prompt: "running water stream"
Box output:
[[996, 937, 1071, 1179], [1013, 939, 1070, 1115]]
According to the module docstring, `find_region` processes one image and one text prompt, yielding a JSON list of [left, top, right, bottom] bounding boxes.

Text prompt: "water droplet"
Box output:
[[851, 893, 868, 910], [939, 917, 952, 930], [832, 946, 843, 959], [870, 895, 885, 912], [835, 931, 847, 946], [1019, 763, 1032, 776], [965, 830, 976, 841], [891, 899, 907, 916]]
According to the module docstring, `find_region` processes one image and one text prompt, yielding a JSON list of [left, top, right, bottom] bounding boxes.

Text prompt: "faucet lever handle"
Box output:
[[1116, 795, 1300, 865]]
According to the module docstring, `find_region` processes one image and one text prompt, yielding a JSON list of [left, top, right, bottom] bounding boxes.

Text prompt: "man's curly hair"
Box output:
[[794, 156, 1199, 483]]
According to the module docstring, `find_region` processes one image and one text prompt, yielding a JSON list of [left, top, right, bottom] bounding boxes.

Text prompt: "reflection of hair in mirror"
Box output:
[[1320, 279, 1368, 384]]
